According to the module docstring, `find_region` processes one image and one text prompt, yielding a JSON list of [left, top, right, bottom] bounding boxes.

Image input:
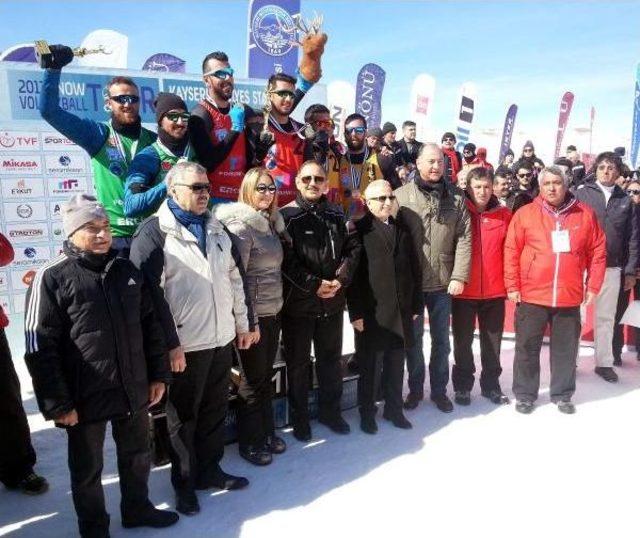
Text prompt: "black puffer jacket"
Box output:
[[280, 193, 361, 317], [24, 243, 170, 424]]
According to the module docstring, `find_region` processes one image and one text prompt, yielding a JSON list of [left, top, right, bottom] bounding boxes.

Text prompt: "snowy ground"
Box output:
[[1, 314, 639, 538]]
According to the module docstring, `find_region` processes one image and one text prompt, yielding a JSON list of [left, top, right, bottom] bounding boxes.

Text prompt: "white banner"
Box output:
[[409, 73, 436, 143]]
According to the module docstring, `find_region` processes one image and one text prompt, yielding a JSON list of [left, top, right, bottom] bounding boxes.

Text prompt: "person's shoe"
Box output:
[[481, 389, 511, 405], [360, 415, 378, 434], [595, 366, 619, 383], [382, 411, 413, 429], [175, 490, 200, 516], [403, 392, 423, 410], [515, 400, 535, 414], [239, 446, 272, 466], [318, 414, 351, 434], [293, 422, 312, 442], [122, 507, 179, 528], [5, 472, 49, 495], [454, 390, 471, 406], [557, 400, 576, 414], [265, 435, 287, 454], [613, 356, 622, 366], [431, 394, 454, 413], [196, 470, 249, 491]]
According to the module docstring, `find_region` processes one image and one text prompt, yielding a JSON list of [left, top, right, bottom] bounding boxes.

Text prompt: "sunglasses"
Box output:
[[314, 119, 334, 128], [368, 195, 396, 203], [204, 67, 235, 80], [165, 112, 191, 123], [346, 126, 366, 135], [272, 89, 296, 100], [627, 189, 640, 195], [110, 94, 139, 105], [442, 137, 455, 142], [299, 175, 326, 184], [174, 182, 210, 193], [523, 148, 533, 152], [517, 173, 532, 178], [256, 183, 277, 194]]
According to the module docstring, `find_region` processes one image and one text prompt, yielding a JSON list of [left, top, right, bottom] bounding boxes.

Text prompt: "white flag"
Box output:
[[409, 73, 436, 142], [327, 80, 355, 144]]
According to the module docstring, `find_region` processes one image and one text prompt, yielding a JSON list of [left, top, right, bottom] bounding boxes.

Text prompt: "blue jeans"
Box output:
[[405, 290, 452, 398]]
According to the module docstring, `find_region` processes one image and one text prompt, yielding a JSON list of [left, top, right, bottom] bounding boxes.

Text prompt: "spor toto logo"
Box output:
[[17, 204, 33, 219], [251, 5, 296, 56], [59, 155, 71, 166]]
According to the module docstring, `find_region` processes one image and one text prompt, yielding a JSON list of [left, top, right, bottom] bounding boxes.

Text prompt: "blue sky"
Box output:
[[1, 0, 638, 162]]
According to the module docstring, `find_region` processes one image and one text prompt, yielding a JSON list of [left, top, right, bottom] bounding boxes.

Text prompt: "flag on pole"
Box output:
[[498, 104, 518, 164], [554, 91, 575, 160], [409, 73, 436, 142]]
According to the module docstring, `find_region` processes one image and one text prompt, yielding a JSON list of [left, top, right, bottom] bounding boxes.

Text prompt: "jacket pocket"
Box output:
[[439, 253, 454, 285]]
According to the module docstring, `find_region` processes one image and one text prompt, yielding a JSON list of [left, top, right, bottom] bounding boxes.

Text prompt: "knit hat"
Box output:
[[463, 143, 476, 153], [154, 92, 188, 124], [382, 122, 397, 136], [566, 145, 577, 152], [614, 146, 626, 157], [367, 127, 383, 138], [62, 194, 108, 238], [506, 148, 514, 157], [441, 132, 456, 143], [523, 140, 535, 150]]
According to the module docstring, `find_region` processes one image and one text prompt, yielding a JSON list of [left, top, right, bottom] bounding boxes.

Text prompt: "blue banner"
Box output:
[[142, 53, 186, 73], [631, 64, 640, 169], [354, 63, 385, 130], [162, 78, 268, 112], [247, 0, 300, 79], [498, 104, 518, 164]]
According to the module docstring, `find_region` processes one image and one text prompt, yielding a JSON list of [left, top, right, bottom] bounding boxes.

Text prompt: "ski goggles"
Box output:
[[109, 94, 140, 105], [204, 67, 235, 80], [345, 126, 366, 135], [165, 112, 191, 123], [256, 184, 277, 194], [271, 89, 296, 100]]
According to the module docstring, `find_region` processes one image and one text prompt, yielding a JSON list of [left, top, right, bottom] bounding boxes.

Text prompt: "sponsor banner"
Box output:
[[42, 132, 78, 150], [0, 295, 10, 315], [49, 200, 63, 220], [454, 82, 478, 153], [44, 153, 88, 175], [162, 78, 268, 112], [409, 73, 436, 142], [247, 0, 300, 79], [51, 243, 64, 257], [50, 221, 65, 241], [5, 222, 49, 241], [142, 53, 186, 73], [498, 104, 518, 164], [554, 91, 575, 160], [4, 201, 48, 222], [0, 155, 42, 175], [327, 80, 356, 144], [0, 43, 36, 63], [12, 293, 26, 315], [47, 176, 89, 197], [631, 64, 640, 170], [0, 130, 40, 151], [10, 245, 51, 268], [1, 177, 45, 199], [0, 271, 8, 292], [11, 268, 39, 291], [354, 63, 385, 130]]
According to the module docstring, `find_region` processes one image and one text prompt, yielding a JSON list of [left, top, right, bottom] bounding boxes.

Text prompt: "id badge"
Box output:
[[551, 229, 570, 253]]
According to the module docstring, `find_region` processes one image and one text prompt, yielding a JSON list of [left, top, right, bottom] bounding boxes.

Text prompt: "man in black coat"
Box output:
[[348, 180, 423, 434], [280, 160, 362, 441], [24, 194, 177, 538], [494, 168, 533, 213]]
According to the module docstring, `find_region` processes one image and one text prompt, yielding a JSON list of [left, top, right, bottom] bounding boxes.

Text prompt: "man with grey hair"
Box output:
[[395, 143, 472, 413], [24, 193, 178, 536], [505, 166, 607, 414], [130, 162, 254, 516]]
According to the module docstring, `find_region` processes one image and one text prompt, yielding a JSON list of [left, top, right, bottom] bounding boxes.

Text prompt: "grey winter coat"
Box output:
[[214, 202, 286, 322]]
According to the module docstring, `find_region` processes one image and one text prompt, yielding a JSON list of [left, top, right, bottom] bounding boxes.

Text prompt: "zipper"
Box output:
[[478, 210, 484, 297], [328, 227, 336, 260], [552, 220, 561, 307]]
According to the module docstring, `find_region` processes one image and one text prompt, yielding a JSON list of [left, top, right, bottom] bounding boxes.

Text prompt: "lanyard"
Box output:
[[268, 115, 306, 137], [346, 147, 369, 191], [110, 122, 138, 163]]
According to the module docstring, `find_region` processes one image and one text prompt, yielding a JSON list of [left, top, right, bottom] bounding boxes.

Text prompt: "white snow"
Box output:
[[1, 314, 639, 538]]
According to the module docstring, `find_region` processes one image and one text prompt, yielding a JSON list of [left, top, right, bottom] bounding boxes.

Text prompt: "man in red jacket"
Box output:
[[452, 168, 511, 406], [504, 166, 606, 414]]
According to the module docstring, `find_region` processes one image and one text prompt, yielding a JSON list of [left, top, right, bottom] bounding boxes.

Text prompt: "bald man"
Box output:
[[347, 180, 423, 433]]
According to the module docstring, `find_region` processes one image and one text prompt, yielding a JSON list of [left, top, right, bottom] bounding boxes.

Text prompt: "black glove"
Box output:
[[259, 130, 275, 147], [312, 130, 329, 155], [37, 44, 74, 70]]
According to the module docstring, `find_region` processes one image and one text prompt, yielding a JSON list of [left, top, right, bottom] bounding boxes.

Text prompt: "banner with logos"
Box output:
[[0, 62, 325, 315], [498, 104, 518, 164], [409, 73, 436, 143], [553, 91, 574, 160], [142, 53, 186, 73], [631, 64, 640, 170], [246, 0, 300, 79], [454, 82, 477, 153], [354, 63, 385, 130], [327, 80, 355, 143]]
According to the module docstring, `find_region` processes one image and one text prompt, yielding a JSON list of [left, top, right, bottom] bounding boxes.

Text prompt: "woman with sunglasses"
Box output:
[[215, 168, 289, 465]]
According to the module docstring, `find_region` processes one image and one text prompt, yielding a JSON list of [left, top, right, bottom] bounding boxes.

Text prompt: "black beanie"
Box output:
[[463, 143, 476, 153], [154, 92, 187, 124], [523, 140, 535, 151], [382, 122, 397, 136], [614, 146, 626, 157], [506, 148, 514, 157], [367, 127, 383, 138], [441, 131, 456, 143]]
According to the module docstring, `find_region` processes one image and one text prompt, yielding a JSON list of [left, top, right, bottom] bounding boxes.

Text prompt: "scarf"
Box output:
[[158, 126, 189, 155], [442, 147, 461, 180], [111, 115, 142, 139], [167, 198, 207, 256]]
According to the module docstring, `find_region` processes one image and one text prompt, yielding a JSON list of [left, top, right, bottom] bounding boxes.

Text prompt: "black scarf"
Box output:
[[158, 126, 189, 155], [111, 115, 142, 139], [64, 241, 116, 272]]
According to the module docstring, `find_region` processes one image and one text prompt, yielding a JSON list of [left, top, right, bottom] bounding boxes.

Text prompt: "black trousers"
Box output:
[[237, 315, 280, 449], [451, 298, 505, 393], [66, 410, 153, 538], [613, 277, 640, 359], [166, 344, 232, 493], [282, 312, 343, 425], [0, 328, 36, 487], [513, 302, 580, 403], [358, 345, 404, 419]]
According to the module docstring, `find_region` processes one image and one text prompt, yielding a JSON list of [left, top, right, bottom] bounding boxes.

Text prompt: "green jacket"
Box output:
[[394, 179, 471, 292]]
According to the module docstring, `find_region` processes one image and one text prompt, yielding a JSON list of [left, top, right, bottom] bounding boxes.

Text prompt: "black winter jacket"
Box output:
[[573, 181, 640, 273], [280, 193, 361, 317], [24, 243, 170, 424]]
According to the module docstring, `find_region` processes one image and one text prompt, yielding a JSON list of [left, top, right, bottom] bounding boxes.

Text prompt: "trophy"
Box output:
[[34, 40, 111, 69]]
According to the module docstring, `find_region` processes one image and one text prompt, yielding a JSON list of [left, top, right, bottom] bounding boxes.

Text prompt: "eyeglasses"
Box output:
[[299, 175, 326, 184], [204, 67, 235, 80], [442, 137, 455, 142], [345, 126, 366, 135], [523, 148, 533, 152], [256, 183, 277, 194], [272, 89, 296, 100], [313, 119, 334, 129], [165, 112, 191, 123], [517, 173, 532, 178], [368, 195, 396, 203], [174, 182, 210, 193], [109, 94, 140, 105], [627, 189, 640, 195]]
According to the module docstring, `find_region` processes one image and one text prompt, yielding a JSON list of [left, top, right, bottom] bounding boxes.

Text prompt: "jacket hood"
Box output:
[[213, 202, 285, 234]]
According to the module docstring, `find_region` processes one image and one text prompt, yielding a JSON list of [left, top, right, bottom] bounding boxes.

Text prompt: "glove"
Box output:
[[312, 130, 329, 154], [296, 72, 314, 93], [38, 44, 74, 70], [259, 130, 275, 147], [229, 104, 245, 132]]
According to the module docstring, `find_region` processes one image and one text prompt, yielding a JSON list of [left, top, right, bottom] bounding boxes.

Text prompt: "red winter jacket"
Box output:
[[504, 195, 606, 308], [458, 197, 511, 300], [0, 233, 14, 328]]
